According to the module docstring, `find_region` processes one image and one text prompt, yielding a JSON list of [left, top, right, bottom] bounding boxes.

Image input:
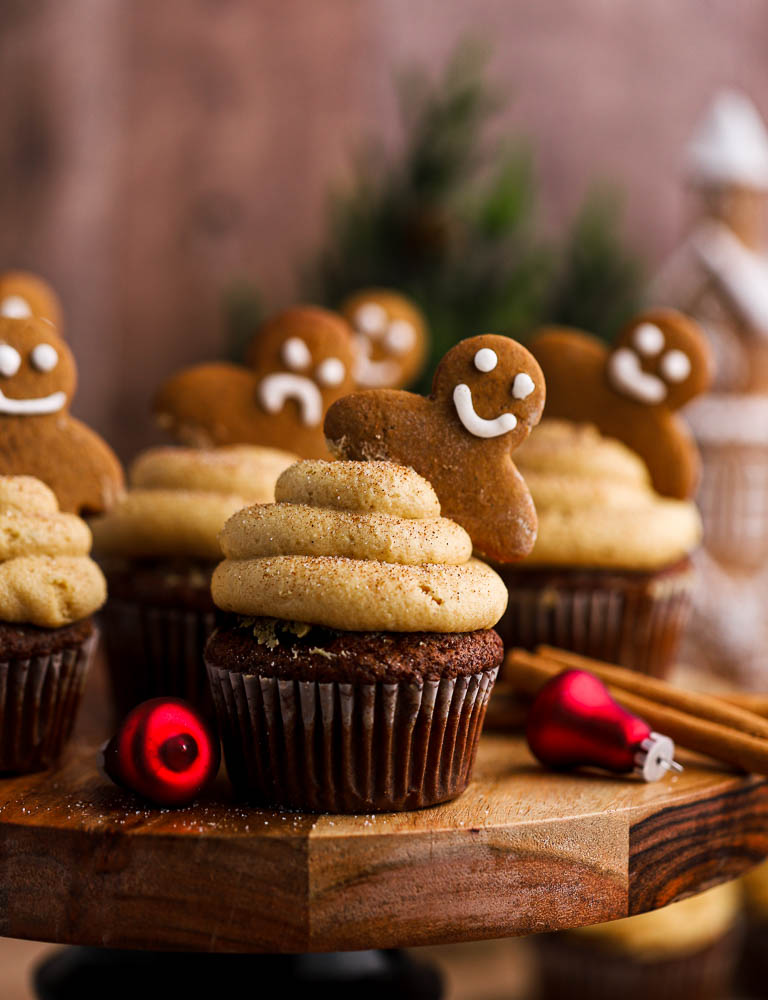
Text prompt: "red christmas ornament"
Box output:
[[103, 698, 220, 806], [526, 669, 681, 782]]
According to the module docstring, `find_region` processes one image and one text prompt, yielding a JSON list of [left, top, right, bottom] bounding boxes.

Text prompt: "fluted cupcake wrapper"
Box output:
[[102, 600, 216, 718], [696, 443, 768, 571], [206, 663, 498, 813], [496, 565, 694, 679], [533, 929, 740, 1000], [0, 630, 97, 774]]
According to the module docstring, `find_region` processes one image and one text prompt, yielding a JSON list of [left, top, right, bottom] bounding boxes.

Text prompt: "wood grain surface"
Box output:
[[0, 730, 765, 953]]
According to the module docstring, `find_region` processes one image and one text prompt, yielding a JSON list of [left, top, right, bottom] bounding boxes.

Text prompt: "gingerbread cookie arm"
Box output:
[[324, 390, 421, 461], [54, 418, 125, 514], [528, 328, 608, 425], [154, 363, 263, 447]]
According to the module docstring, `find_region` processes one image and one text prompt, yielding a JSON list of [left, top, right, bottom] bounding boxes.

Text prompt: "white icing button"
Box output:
[[316, 357, 345, 387], [0, 344, 21, 377], [633, 323, 665, 356], [474, 348, 498, 373], [512, 372, 535, 400], [384, 319, 415, 355], [281, 337, 312, 371], [0, 296, 32, 319], [661, 349, 692, 383], [355, 303, 387, 336], [30, 343, 58, 373]]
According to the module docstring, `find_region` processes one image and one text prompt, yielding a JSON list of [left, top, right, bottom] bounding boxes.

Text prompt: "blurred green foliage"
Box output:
[[228, 44, 646, 381]]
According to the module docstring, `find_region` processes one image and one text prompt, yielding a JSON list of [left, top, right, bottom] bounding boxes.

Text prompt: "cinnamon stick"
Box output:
[[507, 649, 768, 776], [536, 645, 768, 741]]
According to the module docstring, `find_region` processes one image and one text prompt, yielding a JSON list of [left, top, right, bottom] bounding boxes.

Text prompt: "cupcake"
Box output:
[[533, 882, 742, 1000], [0, 475, 106, 772], [91, 444, 296, 716], [205, 459, 507, 812], [496, 420, 701, 677]]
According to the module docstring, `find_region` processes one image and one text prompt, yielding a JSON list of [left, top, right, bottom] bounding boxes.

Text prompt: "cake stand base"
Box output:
[[34, 947, 443, 1000]]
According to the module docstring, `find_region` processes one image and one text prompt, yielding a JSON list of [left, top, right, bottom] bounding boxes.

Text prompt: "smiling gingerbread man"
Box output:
[[530, 308, 712, 499], [0, 315, 123, 513], [154, 306, 357, 460], [340, 288, 428, 389], [324, 334, 546, 563]]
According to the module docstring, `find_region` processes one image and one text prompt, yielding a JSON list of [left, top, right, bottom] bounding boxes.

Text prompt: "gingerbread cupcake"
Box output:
[[91, 444, 296, 715], [533, 882, 742, 1000], [497, 420, 702, 676], [492, 311, 711, 677], [0, 476, 106, 772], [205, 460, 507, 812]]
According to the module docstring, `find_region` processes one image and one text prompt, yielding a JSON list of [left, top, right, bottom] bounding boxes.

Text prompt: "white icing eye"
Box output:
[[0, 296, 32, 320], [661, 349, 691, 383], [282, 337, 311, 371], [30, 343, 59, 373], [474, 348, 498, 373], [384, 319, 415, 355], [512, 372, 535, 400], [316, 357, 345, 387], [633, 323, 665, 356], [355, 303, 387, 336], [0, 343, 21, 377]]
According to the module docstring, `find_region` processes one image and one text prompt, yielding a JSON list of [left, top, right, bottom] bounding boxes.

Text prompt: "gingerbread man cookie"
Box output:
[[340, 288, 428, 389], [324, 334, 545, 563], [529, 308, 713, 499], [0, 271, 63, 330], [0, 316, 123, 513], [154, 306, 357, 460]]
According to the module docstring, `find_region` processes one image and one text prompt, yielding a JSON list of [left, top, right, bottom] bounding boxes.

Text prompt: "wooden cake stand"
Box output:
[[2, 674, 767, 997]]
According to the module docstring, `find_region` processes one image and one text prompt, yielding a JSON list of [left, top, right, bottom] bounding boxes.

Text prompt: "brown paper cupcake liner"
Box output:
[[206, 663, 498, 812], [496, 561, 694, 679], [697, 445, 768, 571], [0, 630, 97, 773], [101, 600, 216, 718], [533, 928, 740, 1000]]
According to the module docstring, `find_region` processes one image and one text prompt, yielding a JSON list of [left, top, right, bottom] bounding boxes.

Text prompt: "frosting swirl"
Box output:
[[91, 445, 297, 560], [0, 476, 106, 627], [514, 421, 702, 569], [212, 460, 508, 632]]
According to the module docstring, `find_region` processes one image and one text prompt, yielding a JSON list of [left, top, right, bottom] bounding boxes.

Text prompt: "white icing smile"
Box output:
[[355, 339, 401, 388], [257, 373, 323, 426], [453, 383, 518, 438], [607, 348, 667, 404], [0, 388, 67, 415]]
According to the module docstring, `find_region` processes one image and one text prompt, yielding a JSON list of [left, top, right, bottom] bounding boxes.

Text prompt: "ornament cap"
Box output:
[[635, 732, 681, 782]]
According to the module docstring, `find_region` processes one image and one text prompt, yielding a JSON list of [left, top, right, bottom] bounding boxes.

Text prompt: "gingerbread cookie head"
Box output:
[[432, 334, 545, 446], [0, 271, 63, 330], [0, 316, 75, 417], [340, 288, 428, 389], [244, 306, 357, 428], [608, 310, 713, 411]]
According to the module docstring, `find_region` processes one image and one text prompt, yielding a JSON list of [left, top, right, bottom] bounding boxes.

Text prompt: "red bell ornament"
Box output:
[[526, 669, 681, 782], [103, 698, 220, 806]]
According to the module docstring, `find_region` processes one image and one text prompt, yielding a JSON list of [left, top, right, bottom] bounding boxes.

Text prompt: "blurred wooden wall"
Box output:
[[1, 0, 767, 460]]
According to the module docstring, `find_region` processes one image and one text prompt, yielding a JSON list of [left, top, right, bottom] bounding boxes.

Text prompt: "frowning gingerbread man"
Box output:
[[324, 334, 546, 563], [530, 308, 713, 499], [154, 306, 358, 460]]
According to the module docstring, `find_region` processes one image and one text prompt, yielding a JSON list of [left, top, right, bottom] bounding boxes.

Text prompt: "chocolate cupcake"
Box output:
[[205, 460, 507, 812], [0, 476, 106, 772], [91, 444, 297, 716], [496, 421, 701, 678], [533, 881, 742, 1000]]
